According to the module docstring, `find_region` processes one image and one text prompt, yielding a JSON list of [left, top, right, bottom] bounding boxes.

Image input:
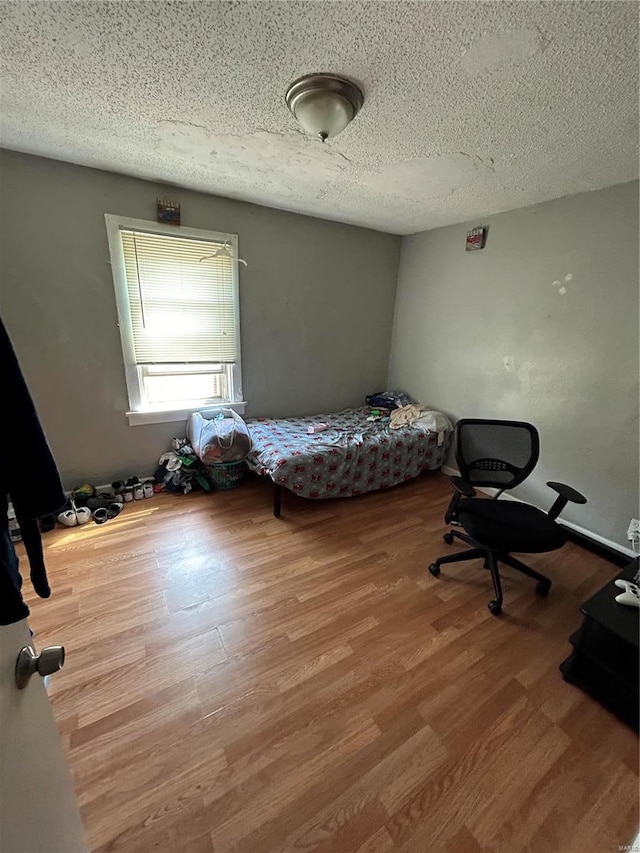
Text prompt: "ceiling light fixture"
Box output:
[[285, 73, 364, 142]]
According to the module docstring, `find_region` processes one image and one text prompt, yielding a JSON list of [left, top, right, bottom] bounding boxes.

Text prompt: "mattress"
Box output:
[[246, 407, 450, 500]]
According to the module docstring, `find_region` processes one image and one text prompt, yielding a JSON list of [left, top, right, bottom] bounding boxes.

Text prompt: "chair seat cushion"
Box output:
[[458, 499, 567, 553]]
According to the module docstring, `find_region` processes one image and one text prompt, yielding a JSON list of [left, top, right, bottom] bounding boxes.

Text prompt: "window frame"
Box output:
[[138, 362, 230, 408], [105, 214, 245, 426]]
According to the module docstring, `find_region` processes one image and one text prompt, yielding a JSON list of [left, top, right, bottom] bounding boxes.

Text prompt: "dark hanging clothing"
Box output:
[[0, 316, 65, 625]]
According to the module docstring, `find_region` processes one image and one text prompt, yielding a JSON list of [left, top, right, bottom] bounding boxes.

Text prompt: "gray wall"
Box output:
[[388, 181, 639, 549], [0, 149, 400, 487]]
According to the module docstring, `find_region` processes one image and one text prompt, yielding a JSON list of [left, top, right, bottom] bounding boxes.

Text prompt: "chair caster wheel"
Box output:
[[536, 581, 551, 597], [429, 563, 441, 577], [443, 532, 454, 545], [488, 600, 502, 616]]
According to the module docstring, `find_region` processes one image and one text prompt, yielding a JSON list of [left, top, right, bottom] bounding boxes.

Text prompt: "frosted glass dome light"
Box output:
[[285, 74, 364, 142]]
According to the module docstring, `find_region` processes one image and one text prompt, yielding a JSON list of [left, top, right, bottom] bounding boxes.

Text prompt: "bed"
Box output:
[[246, 406, 451, 517]]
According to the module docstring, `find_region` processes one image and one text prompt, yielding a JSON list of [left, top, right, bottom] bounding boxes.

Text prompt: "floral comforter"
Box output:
[[246, 407, 450, 500]]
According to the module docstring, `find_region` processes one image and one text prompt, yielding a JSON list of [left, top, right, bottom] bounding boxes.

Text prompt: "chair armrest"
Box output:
[[449, 476, 477, 498], [547, 482, 587, 504], [546, 481, 587, 520], [444, 476, 476, 525]]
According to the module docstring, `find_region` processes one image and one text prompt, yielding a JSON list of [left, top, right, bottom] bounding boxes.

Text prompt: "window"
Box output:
[[105, 215, 244, 425]]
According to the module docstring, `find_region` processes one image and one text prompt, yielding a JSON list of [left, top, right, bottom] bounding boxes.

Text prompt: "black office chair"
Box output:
[[429, 419, 587, 615]]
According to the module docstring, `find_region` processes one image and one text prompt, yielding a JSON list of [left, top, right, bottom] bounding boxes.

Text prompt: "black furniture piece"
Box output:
[[560, 559, 639, 731], [429, 419, 587, 615]]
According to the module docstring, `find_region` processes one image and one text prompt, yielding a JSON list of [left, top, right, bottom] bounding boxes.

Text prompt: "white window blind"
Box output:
[[120, 228, 238, 364]]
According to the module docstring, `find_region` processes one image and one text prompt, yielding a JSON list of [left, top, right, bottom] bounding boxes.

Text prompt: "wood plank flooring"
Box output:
[[22, 473, 639, 852]]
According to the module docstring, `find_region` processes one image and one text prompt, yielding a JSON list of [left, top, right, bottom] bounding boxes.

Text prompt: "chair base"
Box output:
[[429, 529, 552, 616]]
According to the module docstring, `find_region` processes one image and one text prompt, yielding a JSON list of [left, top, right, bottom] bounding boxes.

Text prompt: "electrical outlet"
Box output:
[[628, 518, 640, 540]]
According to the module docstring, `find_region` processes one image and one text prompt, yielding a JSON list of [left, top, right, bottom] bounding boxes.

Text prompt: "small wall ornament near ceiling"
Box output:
[[157, 198, 181, 225], [466, 226, 489, 251], [285, 73, 364, 142]]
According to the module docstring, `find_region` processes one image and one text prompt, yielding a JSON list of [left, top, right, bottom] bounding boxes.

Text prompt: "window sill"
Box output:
[[126, 402, 248, 427]]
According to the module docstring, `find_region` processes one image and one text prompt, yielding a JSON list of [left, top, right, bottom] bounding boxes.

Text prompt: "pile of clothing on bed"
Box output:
[[366, 391, 452, 444]]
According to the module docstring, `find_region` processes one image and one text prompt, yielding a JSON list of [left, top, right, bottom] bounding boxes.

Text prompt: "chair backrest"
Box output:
[[455, 419, 539, 491]]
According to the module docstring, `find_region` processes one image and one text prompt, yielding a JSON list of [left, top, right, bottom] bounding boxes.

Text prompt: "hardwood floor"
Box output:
[[22, 473, 638, 852]]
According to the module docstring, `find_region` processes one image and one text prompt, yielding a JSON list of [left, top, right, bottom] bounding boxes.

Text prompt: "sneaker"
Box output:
[[143, 483, 154, 498], [74, 504, 92, 525], [86, 493, 117, 511], [93, 508, 109, 525], [134, 484, 144, 500], [107, 503, 123, 519], [57, 507, 77, 527], [39, 514, 56, 533], [71, 483, 96, 502]]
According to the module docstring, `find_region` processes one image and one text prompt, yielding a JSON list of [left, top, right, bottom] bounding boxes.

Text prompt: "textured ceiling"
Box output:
[[0, 1, 638, 234]]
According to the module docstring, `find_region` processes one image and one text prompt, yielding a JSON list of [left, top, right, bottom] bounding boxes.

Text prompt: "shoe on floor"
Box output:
[[74, 504, 92, 525], [86, 493, 117, 511], [57, 508, 77, 527], [39, 514, 56, 533], [72, 483, 96, 501], [107, 503, 123, 519]]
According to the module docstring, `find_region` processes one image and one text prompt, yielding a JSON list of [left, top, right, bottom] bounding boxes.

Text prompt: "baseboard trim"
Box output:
[[440, 466, 634, 566], [557, 525, 632, 567], [441, 465, 459, 479]]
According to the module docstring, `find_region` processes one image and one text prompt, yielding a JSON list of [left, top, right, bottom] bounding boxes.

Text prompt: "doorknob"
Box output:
[[15, 645, 65, 690]]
